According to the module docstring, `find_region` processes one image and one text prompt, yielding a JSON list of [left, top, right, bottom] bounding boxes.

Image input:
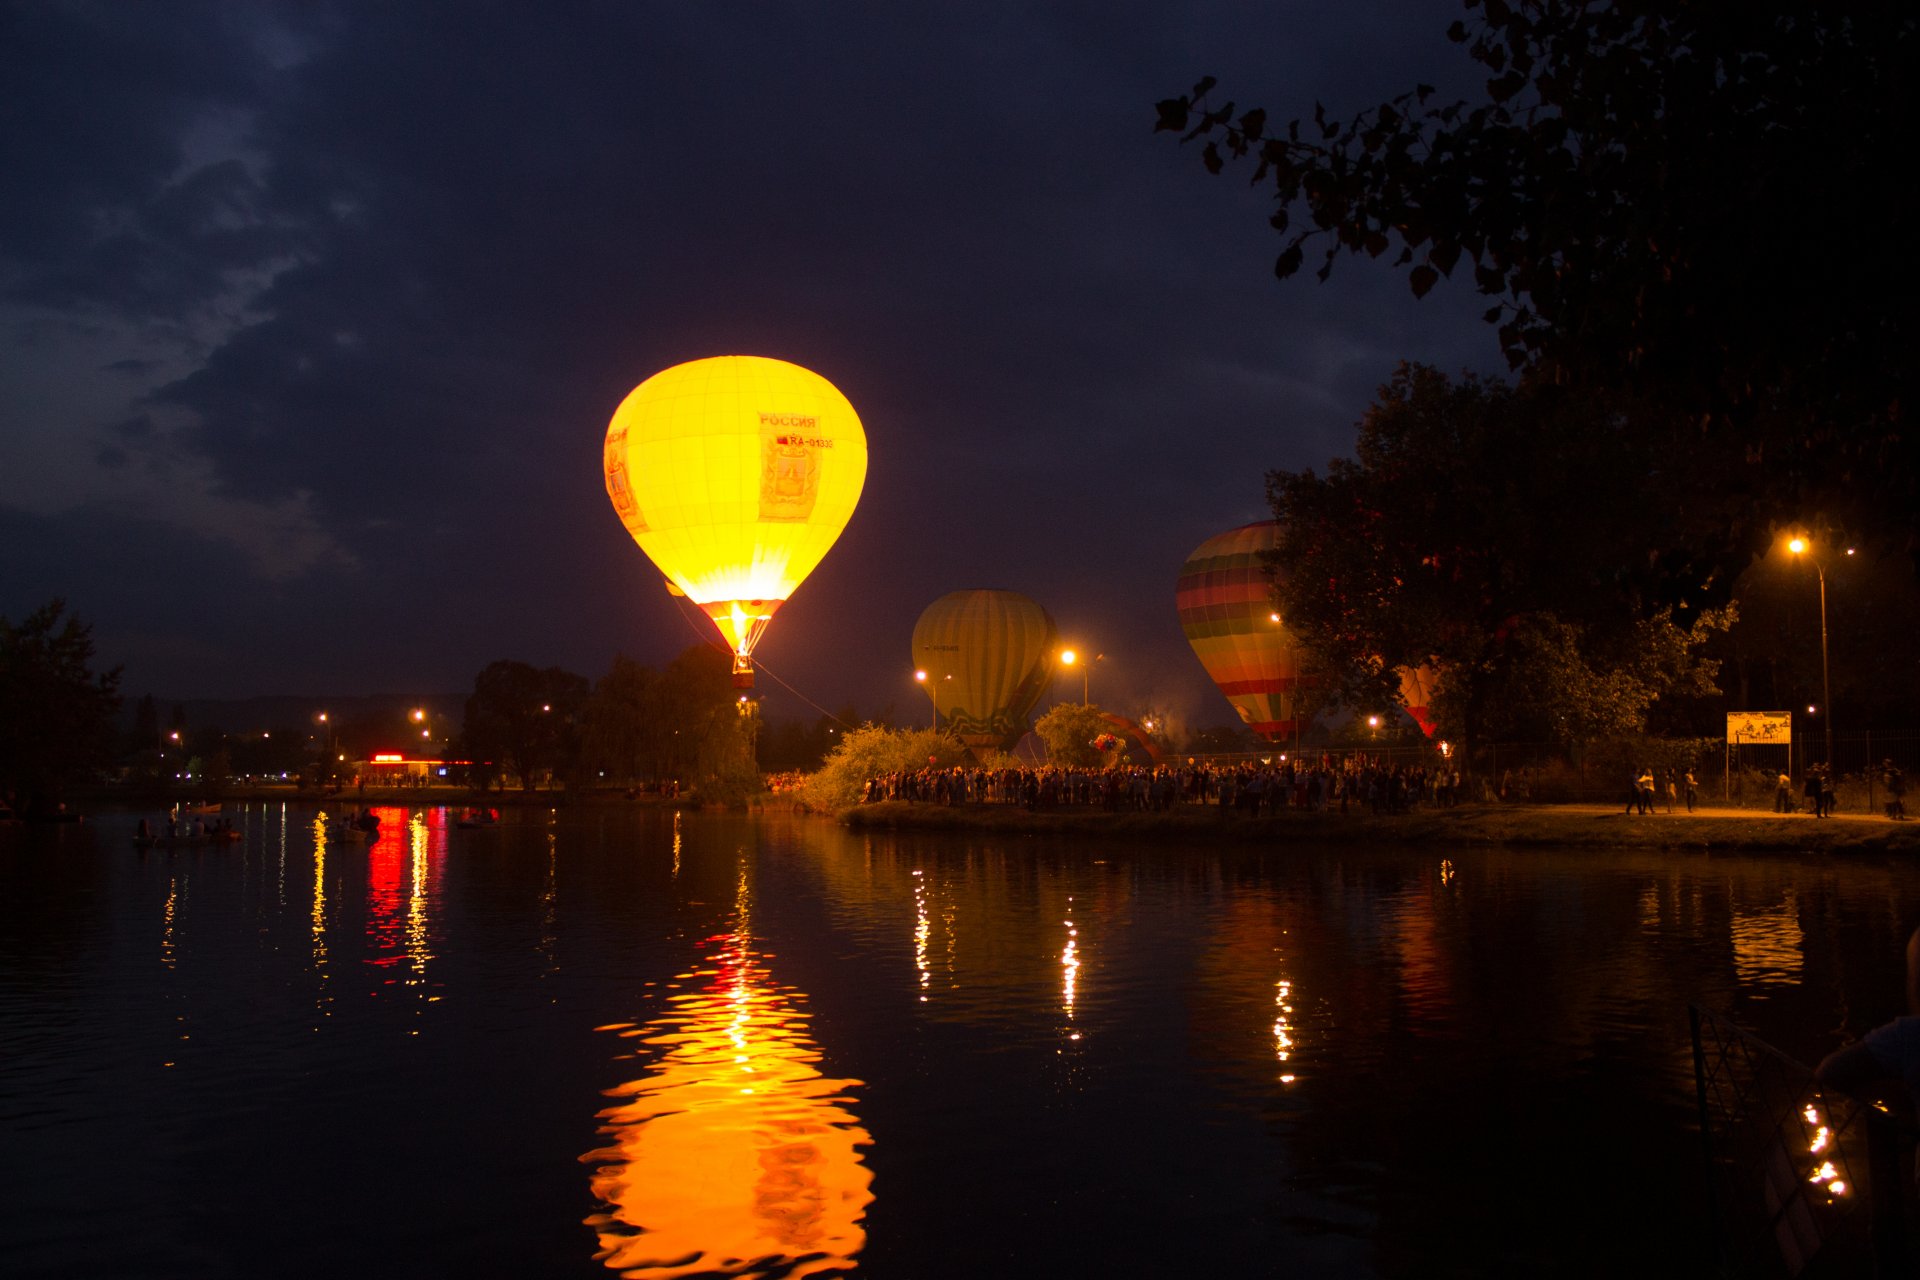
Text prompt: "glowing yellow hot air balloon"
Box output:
[[604, 356, 868, 687]]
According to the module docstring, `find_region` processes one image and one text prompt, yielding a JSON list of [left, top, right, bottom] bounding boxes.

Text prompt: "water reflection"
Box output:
[[1731, 892, 1804, 990], [913, 869, 930, 1002], [583, 861, 873, 1278], [309, 813, 331, 1022], [1061, 896, 1080, 1030]]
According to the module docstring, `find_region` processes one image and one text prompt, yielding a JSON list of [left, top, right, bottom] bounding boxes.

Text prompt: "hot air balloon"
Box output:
[[604, 356, 868, 688], [910, 590, 1058, 756], [1397, 662, 1440, 738], [1176, 521, 1314, 742]]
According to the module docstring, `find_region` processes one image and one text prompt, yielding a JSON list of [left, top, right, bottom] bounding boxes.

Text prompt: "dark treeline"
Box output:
[[1162, 2, 1917, 764]]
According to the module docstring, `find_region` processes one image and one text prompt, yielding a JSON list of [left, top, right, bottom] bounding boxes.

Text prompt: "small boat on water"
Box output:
[[325, 810, 382, 843], [455, 808, 500, 829]]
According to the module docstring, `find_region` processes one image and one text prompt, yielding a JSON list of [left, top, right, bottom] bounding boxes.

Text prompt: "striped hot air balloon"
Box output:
[[911, 590, 1059, 755], [1176, 521, 1313, 742]]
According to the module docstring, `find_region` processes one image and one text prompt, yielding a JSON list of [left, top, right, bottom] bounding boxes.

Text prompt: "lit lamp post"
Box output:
[[1059, 648, 1103, 704], [1787, 537, 1850, 767], [914, 670, 938, 730]]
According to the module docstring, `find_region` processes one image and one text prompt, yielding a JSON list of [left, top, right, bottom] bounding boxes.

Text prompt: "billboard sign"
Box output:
[[1726, 712, 1792, 745]]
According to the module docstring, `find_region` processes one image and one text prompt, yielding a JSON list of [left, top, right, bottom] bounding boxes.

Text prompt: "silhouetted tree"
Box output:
[[0, 600, 123, 814], [1160, 1, 1916, 568], [1267, 366, 1731, 750], [460, 660, 589, 791]]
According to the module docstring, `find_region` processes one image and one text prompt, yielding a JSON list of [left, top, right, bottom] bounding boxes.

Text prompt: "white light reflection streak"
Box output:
[[310, 813, 331, 1022], [1274, 976, 1296, 1085], [1062, 897, 1080, 1038], [672, 810, 682, 879], [407, 811, 433, 998], [541, 828, 559, 975], [160, 877, 178, 971], [913, 870, 930, 1002]]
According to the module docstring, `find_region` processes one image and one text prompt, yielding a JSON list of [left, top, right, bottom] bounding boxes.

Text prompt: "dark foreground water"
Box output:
[[3, 805, 1917, 1278]]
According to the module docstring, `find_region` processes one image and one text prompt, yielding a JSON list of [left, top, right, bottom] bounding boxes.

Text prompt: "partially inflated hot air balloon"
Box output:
[[1177, 521, 1314, 742], [604, 356, 868, 688], [1397, 662, 1440, 737], [911, 590, 1058, 756]]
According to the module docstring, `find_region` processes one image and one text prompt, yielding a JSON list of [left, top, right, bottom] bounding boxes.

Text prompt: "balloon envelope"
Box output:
[[604, 356, 868, 680], [1397, 662, 1440, 737], [911, 590, 1058, 754], [1176, 521, 1312, 742]]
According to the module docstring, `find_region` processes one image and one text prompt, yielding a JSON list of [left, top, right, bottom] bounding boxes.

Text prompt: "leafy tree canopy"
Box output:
[[1268, 365, 1732, 748], [1160, 1, 1916, 559], [1034, 702, 1120, 769], [460, 660, 589, 791], [0, 600, 123, 812]]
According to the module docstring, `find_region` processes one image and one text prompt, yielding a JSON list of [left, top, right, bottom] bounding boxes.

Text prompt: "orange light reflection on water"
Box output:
[[582, 866, 872, 1278]]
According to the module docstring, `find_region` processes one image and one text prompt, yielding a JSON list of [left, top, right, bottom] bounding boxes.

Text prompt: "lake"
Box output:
[[3, 804, 1915, 1278]]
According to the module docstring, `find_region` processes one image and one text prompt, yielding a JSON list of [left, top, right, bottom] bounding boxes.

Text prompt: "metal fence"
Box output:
[[1690, 1005, 1914, 1277]]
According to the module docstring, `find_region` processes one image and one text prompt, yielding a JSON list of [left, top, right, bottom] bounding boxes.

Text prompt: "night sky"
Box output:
[[1, 1, 1499, 731]]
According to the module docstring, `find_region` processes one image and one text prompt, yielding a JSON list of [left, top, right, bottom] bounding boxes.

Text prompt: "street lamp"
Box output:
[[1787, 537, 1851, 767], [1059, 648, 1103, 703], [914, 669, 938, 730]]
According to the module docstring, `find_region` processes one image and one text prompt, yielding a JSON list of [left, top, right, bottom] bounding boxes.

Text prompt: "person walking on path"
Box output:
[[1805, 766, 1826, 818], [1684, 769, 1699, 813], [1634, 767, 1656, 815]]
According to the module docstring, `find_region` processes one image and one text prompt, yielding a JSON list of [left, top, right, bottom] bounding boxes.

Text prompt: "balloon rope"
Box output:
[[743, 657, 858, 730], [669, 595, 733, 654], [668, 594, 856, 730]]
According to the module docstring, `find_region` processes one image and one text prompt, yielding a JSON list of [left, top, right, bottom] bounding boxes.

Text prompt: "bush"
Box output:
[[798, 725, 970, 813], [1034, 703, 1118, 769]]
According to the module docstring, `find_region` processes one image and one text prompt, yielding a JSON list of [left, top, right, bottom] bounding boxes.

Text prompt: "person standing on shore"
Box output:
[[1805, 765, 1826, 819], [1776, 771, 1794, 813], [1684, 769, 1699, 813]]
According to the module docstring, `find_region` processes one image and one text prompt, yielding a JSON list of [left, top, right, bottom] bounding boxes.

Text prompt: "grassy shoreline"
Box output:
[[838, 799, 1920, 855], [56, 786, 1920, 855]]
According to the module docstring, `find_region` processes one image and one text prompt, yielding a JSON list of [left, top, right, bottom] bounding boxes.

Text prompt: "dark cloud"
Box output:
[[3, 0, 1500, 720]]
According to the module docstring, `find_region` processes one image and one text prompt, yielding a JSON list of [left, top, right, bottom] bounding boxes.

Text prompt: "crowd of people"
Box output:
[[859, 756, 1465, 815]]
